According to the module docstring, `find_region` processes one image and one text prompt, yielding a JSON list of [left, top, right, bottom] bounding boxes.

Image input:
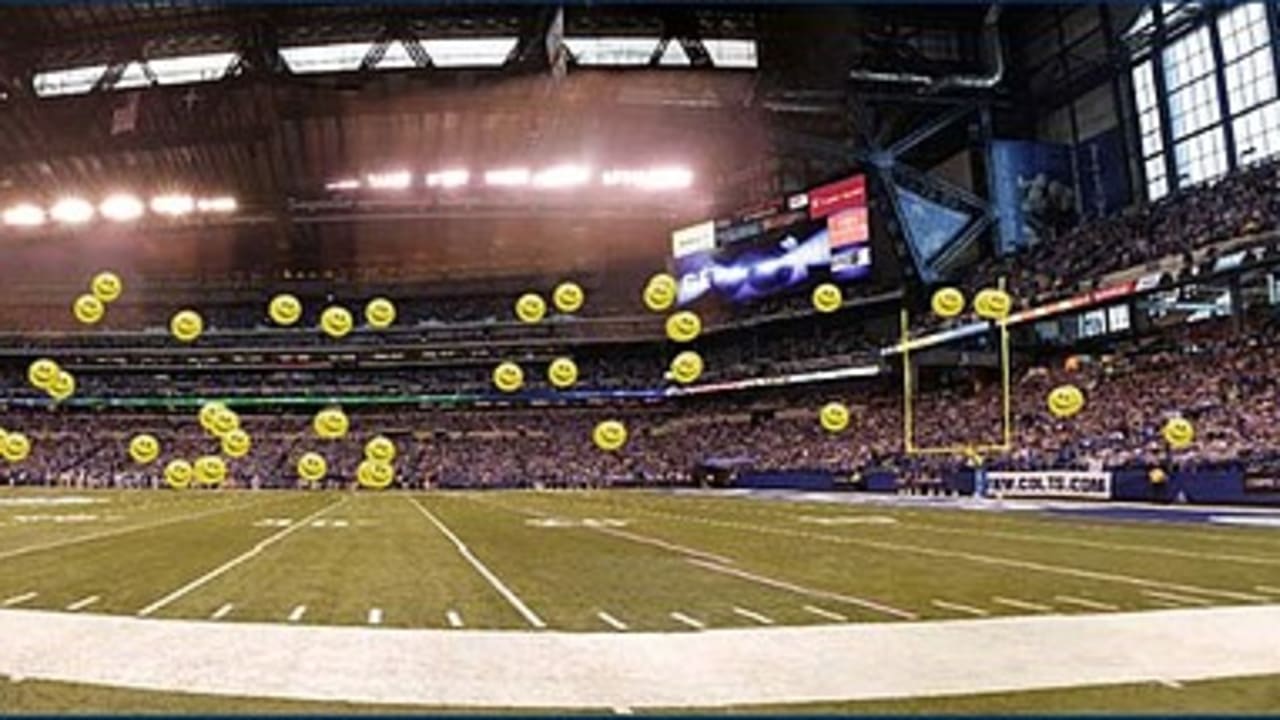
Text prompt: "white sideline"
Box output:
[[407, 498, 545, 629], [992, 596, 1052, 613], [1142, 590, 1212, 606], [136, 500, 344, 617], [1, 605, 1280, 708], [1055, 595, 1119, 612]]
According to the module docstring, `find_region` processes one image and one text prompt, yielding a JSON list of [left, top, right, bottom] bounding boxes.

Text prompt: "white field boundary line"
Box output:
[[136, 499, 345, 617], [1256, 585, 1280, 595], [992, 596, 1053, 613], [1055, 595, 1119, 611], [1142, 590, 1213, 606], [0, 496, 276, 563], [407, 498, 545, 629], [931, 600, 989, 617], [686, 558, 917, 620], [619, 503, 1268, 604]]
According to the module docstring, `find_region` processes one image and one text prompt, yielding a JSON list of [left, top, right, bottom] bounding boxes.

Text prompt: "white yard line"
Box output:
[[446, 610, 463, 628], [669, 611, 706, 630], [408, 498, 545, 629], [210, 604, 234, 620], [803, 605, 847, 622], [991, 596, 1053, 613], [597, 611, 629, 631], [65, 595, 99, 612], [287, 605, 308, 622], [1, 591, 36, 608], [368, 608, 383, 626], [1142, 590, 1212, 606], [1055, 595, 1119, 612], [136, 499, 344, 618], [1256, 585, 1280, 595], [931, 599, 990, 617], [687, 557, 917, 620], [591, 526, 736, 566], [731, 606, 775, 625]]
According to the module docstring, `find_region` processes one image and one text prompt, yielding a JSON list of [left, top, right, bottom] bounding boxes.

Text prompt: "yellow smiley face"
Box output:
[[297, 452, 328, 483], [73, 294, 105, 325], [164, 459, 193, 489], [194, 455, 227, 485], [514, 293, 547, 324], [493, 361, 525, 393], [221, 429, 251, 458], [665, 311, 702, 343], [128, 434, 161, 465], [592, 420, 628, 452], [210, 406, 240, 437], [357, 459, 395, 489], [1162, 417, 1195, 450], [364, 435, 397, 463], [2, 432, 31, 463], [642, 273, 677, 313], [90, 271, 123, 303], [930, 287, 966, 319], [819, 402, 851, 433], [974, 288, 1013, 320], [170, 309, 204, 343], [1046, 384, 1085, 419], [198, 401, 227, 433], [547, 357, 579, 389], [669, 350, 704, 385], [364, 297, 397, 329], [268, 294, 303, 326], [552, 282, 585, 314], [811, 283, 843, 314], [320, 306, 354, 339], [27, 358, 60, 390], [48, 370, 75, 401], [313, 407, 349, 440]]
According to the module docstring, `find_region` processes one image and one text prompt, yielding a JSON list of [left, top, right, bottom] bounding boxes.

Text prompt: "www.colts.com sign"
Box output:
[[985, 471, 1112, 500]]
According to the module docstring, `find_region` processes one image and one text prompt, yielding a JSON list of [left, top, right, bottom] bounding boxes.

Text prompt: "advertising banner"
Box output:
[[1076, 126, 1132, 220], [985, 471, 1111, 500]]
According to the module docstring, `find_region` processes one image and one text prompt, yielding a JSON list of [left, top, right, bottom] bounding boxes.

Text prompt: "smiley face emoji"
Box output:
[[1162, 417, 1195, 450], [357, 459, 395, 489], [669, 350, 704, 385], [297, 452, 328, 483], [547, 357, 579, 389], [665, 311, 702, 343], [194, 455, 227, 485], [164, 459, 193, 489], [2, 432, 31, 463], [268, 294, 303, 326], [493, 361, 525, 393], [91, 271, 123, 303], [1046, 384, 1085, 419], [73, 294, 105, 325], [592, 420, 628, 452], [313, 407, 349, 440], [819, 401, 851, 433], [364, 435, 397, 463], [552, 282, 585, 314], [128, 433, 161, 465], [365, 297, 397, 329], [642, 273, 677, 313], [974, 288, 1013, 320], [170, 309, 204, 343], [514, 293, 547, 324], [931, 287, 965, 319], [198, 401, 228, 433], [210, 406, 240, 437], [320, 306, 354, 339], [27, 358, 60, 390], [48, 370, 75, 401], [221, 429, 252, 458], [811, 283, 843, 314]]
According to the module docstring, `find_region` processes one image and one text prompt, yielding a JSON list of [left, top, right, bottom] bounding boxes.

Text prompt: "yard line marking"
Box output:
[[408, 498, 545, 629], [803, 605, 847, 622], [732, 606, 775, 625], [1142, 590, 1212, 606], [669, 611, 706, 630], [1, 592, 37, 608], [687, 558, 917, 620], [931, 599, 989, 617], [597, 611, 629, 631], [368, 608, 383, 626], [446, 610, 463, 628], [135, 499, 344, 618], [66, 595, 99, 612], [1256, 585, 1280, 595], [1055, 595, 1119, 612], [992, 596, 1053, 613], [210, 604, 234, 620], [287, 605, 307, 622], [1155, 677, 1184, 689]]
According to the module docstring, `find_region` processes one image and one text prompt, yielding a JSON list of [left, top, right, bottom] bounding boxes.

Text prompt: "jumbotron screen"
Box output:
[[671, 174, 871, 305]]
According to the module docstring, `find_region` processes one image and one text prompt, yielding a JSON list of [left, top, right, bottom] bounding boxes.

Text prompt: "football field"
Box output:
[[2, 487, 1280, 711]]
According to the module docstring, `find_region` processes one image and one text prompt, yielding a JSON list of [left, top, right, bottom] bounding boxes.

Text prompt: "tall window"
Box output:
[[1164, 27, 1228, 187], [1133, 60, 1169, 199], [1218, 3, 1280, 164]]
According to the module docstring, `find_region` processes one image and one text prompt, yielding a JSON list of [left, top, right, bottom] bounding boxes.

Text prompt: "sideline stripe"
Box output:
[[66, 595, 99, 612], [992, 596, 1052, 613], [1055, 595, 1119, 611], [1, 592, 36, 608], [408, 498, 546, 629], [803, 605, 847, 622], [597, 611, 629, 631], [288, 605, 307, 622], [210, 604, 234, 620], [732, 606, 775, 625], [688, 558, 917, 620], [670, 611, 705, 630], [1142, 590, 1212, 606], [136, 499, 344, 617], [1256, 585, 1280, 595], [931, 599, 989, 617], [446, 610, 463, 628]]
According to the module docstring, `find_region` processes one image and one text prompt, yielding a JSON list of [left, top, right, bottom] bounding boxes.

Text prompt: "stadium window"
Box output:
[[1132, 60, 1168, 201], [563, 37, 662, 66], [148, 52, 238, 85], [32, 64, 107, 97], [420, 38, 517, 68], [374, 41, 417, 70], [1173, 127, 1228, 185], [702, 39, 758, 69], [280, 42, 374, 74], [1232, 101, 1280, 165], [1163, 27, 1220, 141], [1217, 3, 1276, 116], [112, 62, 152, 90]]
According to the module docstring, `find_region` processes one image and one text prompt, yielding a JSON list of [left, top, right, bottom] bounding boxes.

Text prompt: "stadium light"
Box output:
[[485, 168, 531, 187], [532, 164, 591, 189], [602, 166, 693, 190], [366, 171, 412, 190], [325, 178, 361, 191], [151, 194, 195, 216], [50, 197, 95, 224], [426, 169, 470, 188], [99, 194, 144, 221], [196, 196, 237, 213], [2, 203, 47, 227]]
